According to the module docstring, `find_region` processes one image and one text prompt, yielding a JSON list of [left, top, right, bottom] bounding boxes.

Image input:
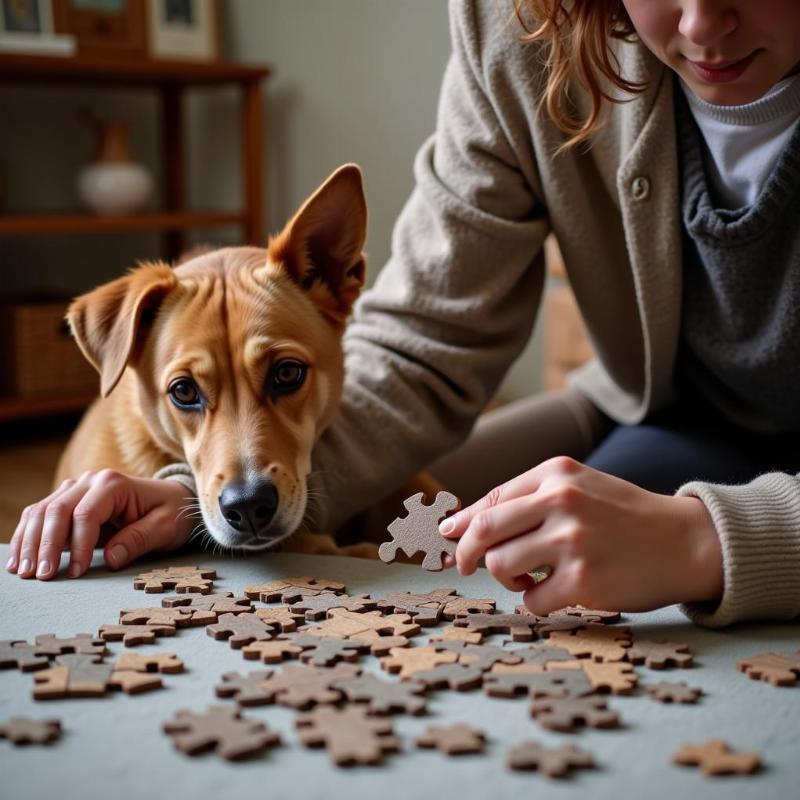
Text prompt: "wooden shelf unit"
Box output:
[[0, 53, 270, 423]]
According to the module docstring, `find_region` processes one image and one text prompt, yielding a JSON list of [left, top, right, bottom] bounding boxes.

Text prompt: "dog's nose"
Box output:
[[219, 478, 279, 536]]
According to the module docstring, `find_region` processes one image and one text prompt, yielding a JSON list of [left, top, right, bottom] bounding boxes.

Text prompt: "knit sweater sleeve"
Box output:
[[677, 472, 800, 627], [304, 1, 550, 532]]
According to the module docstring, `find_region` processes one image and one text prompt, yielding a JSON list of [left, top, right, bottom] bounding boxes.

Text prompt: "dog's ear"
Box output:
[[266, 163, 367, 325], [67, 262, 177, 397]]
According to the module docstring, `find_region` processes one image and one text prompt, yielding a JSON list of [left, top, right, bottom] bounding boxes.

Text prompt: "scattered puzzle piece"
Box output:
[[412, 663, 485, 692], [290, 593, 377, 621], [549, 660, 638, 695], [484, 666, 593, 699], [737, 651, 800, 686], [332, 673, 428, 715], [33, 654, 163, 699], [453, 613, 540, 642], [0, 717, 62, 745], [215, 670, 275, 706], [304, 609, 420, 655], [133, 566, 216, 594], [118, 607, 216, 627], [645, 681, 702, 704], [507, 740, 595, 778], [278, 633, 368, 666], [376, 589, 457, 626], [547, 627, 632, 662], [535, 614, 595, 635], [415, 723, 486, 755], [258, 662, 361, 709], [440, 596, 497, 620], [672, 739, 761, 775], [161, 592, 252, 616], [114, 652, 184, 674], [428, 626, 483, 645], [32, 634, 107, 658], [253, 607, 307, 631], [242, 639, 305, 664], [98, 624, 176, 647], [163, 705, 280, 760], [506, 644, 576, 670], [244, 577, 346, 604], [626, 639, 693, 669], [296, 705, 400, 766], [557, 605, 622, 623], [206, 613, 278, 649], [0, 640, 51, 672], [380, 646, 459, 679], [430, 641, 522, 672], [379, 491, 460, 571], [530, 695, 620, 731]]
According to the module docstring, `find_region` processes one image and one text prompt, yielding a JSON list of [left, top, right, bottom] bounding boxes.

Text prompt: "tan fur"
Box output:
[[56, 165, 372, 555]]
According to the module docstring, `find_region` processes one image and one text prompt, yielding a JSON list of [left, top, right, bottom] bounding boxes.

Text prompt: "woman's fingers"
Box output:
[[34, 479, 89, 579], [482, 526, 561, 592], [453, 493, 550, 576], [520, 570, 579, 616], [103, 503, 172, 570]]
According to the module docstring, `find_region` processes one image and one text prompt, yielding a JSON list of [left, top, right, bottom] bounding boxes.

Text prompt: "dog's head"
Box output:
[[67, 164, 366, 550]]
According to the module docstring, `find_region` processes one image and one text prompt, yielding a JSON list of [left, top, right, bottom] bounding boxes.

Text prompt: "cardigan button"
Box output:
[[631, 176, 650, 200]]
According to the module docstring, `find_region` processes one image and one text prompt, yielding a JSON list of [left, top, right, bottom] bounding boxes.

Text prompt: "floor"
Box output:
[[0, 417, 73, 544]]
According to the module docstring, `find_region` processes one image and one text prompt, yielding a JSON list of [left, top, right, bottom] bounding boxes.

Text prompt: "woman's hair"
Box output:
[[515, 0, 647, 149]]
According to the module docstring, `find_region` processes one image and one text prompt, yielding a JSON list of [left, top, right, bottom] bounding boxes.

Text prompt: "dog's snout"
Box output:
[[219, 478, 279, 536]]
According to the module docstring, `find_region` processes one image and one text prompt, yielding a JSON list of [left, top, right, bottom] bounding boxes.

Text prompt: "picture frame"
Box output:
[[52, 0, 147, 59], [0, 0, 75, 55], [147, 0, 218, 62]]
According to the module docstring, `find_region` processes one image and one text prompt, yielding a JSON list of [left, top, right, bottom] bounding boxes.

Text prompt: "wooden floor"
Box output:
[[0, 417, 75, 544]]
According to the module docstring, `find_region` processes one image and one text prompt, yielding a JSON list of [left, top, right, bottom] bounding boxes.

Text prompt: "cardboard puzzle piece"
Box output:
[[428, 626, 484, 645], [98, 624, 176, 647], [118, 607, 216, 628], [380, 646, 459, 680], [331, 673, 428, 715], [214, 670, 275, 707], [163, 705, 281, 761], [133, 566, 216, 594], [0, 717, 62, 745], [278, 633, 368, 667], [736, 651, 800, 686], [376, 589, 457, 626], [32, 634, 107, 658], [244, 577, 346, 604], [440, 596, 497, 620], [206, 613, 278, 649], [415, 723, 486, 755], [258, 662, 361, 709], [33, 654, 163, 699], [507, 740, 595, 778], [430, 642, 522, 672], [412, 663, 485, 692], [304, 609, 420, 655], [379, 491, 460, 571], [505, 644, 576, 670], [549, 660, 638, 695], [625, 639, 693, 669], [289, 593, 377, 621], [672, 739, 761, 775], [547, 627, 632, 662], [253, 607, 307, 632], [161, 592, 252, 616], [113, 652, 184, 674], [242, 640, 305, 664], [557, 605, 622, 623], [454, 613, 540, 642], [645, 681, 702, 704], [534, 614, 594, 635], [1, 640, 51, 672], [530, 695, 620, 732], [296, 705, 400, 766], [484, 666, 593, 699]]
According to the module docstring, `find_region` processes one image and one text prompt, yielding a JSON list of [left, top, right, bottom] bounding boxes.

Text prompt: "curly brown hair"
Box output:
[[515, 0, 648, 149]]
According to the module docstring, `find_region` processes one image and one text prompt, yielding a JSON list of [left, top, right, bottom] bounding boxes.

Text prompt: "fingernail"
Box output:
[[109, 544, 128, 568], [18, 558, 31, 575], [5, 556, 16, 571], [68, 562, 81, 578], [439, 518, 455, 535], [36, 560, 50, 578]]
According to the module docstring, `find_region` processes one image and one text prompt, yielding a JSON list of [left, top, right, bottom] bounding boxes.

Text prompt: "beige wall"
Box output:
[[0, 0, 541, 400]]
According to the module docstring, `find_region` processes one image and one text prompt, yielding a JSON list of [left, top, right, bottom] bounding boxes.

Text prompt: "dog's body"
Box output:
[[56, 166, 373, 555]]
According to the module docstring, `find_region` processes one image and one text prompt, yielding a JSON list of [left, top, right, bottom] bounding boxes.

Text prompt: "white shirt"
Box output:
[[680, 73, 800, 209]]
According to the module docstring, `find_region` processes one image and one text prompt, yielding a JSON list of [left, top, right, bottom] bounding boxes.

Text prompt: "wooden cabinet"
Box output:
[[0, 52, 270, 422]]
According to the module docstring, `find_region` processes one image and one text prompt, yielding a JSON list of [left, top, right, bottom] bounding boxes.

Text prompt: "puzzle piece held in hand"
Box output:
[[379, 492, 460, 571], [163, 705, 280, 761], [133, 566, 216, 594], [296, 705, 400, 766]]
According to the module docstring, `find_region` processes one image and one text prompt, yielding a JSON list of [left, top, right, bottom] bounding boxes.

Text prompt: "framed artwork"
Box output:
[[0, 0, 75, 54], [52, 0, 147, 59], [147, 0, 218, 61]]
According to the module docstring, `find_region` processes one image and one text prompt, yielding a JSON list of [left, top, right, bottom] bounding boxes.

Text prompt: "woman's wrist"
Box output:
[[671, 494, 724, 605]]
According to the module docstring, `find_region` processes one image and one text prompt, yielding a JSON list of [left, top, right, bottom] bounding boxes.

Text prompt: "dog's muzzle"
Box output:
[[218, 477, 279, 541]]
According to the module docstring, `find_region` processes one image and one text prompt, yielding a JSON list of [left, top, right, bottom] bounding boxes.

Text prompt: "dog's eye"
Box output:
[[269, 359, 307, 395], [168, 378, 201, 409]]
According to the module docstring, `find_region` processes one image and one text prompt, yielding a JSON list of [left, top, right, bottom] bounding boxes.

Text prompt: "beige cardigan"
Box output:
[[159, 0, 800, 628]]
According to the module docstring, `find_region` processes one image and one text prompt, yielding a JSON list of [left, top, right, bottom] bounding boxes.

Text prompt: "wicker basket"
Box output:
[[0, 297, 98, 397]]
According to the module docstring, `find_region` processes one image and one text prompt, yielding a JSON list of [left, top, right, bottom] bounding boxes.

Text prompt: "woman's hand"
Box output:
[[440, 456, 724, 614], [6, 470, 197, 580]]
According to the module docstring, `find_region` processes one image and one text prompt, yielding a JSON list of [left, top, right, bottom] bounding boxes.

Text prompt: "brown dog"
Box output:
[[56, 165, 367, 552]]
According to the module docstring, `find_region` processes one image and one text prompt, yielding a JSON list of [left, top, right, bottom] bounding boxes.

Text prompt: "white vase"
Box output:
[[77, 118, 153, 216]]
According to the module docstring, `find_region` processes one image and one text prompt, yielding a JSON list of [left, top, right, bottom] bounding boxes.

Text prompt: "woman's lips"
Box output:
[[687, 51, 759, 83]]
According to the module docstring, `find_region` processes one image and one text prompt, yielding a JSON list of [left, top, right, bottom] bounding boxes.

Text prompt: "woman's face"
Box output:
[[621, 0, 800, 105]]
